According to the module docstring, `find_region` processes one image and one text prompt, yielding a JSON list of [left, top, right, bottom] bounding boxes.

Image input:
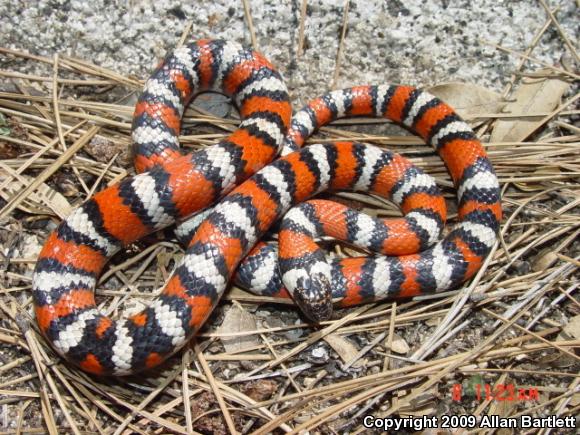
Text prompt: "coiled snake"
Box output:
[[32, 40, 501, 375]]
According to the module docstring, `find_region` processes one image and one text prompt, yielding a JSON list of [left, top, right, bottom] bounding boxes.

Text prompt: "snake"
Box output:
[[32, 39, 502, 375]]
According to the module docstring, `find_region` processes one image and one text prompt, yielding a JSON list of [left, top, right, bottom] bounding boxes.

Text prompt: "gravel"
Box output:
[[1, 0, 577, 104]]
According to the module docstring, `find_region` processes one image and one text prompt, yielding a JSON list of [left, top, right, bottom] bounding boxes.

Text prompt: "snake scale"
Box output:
[[32, 40, 501, 375]]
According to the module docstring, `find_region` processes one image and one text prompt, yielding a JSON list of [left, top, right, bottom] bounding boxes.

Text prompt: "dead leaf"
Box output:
[[0, 168, 72, 218], [532, 248, 558, 272], [537, 351, 561, 367], [240, 380, 278, 401], [388, 333, 410, 354], [427, 82, 505, 123], [558, 315, 580, 341], [399, 386, 438, 415], [217, 305, 259, 353], [324, 333, 363, 367], [85, 135, 131, 167], [491, 69, 571, 142], [425, 316, 442, 327], [571, 392, 580, 407]]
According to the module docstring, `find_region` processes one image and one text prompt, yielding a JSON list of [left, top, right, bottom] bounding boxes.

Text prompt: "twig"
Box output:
[[481, 39, 580, 80], [194, 341, 238, 434], [331, 0, 350, 89], [297, 0, 308, 57], [241, 0, 258, 49], [0, 125, 100, 218], [537, 0, 579, 63]]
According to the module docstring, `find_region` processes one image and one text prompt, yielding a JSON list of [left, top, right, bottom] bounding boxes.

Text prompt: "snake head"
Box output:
[[290, 272, 333, 323]]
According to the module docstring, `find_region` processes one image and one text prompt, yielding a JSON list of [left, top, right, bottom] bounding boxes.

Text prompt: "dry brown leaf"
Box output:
[[323, 333, 363, 367], [399, 386, 438, 415], [227, 287, 255, 298], [389, 333, 410, 354], [491, 69, 571, 142], [532, 249, 559, 272], [217, 305, 259, 353], [425, 316, 442, 327], [0, 169, 72, 218], [240, 380, 278, 401], [558, 315, 580, 341], [427, 82, 505, 122], [493, 386, 519, 418]]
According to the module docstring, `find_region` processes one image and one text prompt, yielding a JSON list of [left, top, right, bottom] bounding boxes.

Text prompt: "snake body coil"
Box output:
[[32, 40, 501, 375]]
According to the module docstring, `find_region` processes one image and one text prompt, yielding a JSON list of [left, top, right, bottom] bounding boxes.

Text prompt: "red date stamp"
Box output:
[[452, 383, 540, 402]]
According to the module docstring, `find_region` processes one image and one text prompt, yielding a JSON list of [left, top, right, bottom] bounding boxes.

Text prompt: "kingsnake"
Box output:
[[32, 40, 502, 375]]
